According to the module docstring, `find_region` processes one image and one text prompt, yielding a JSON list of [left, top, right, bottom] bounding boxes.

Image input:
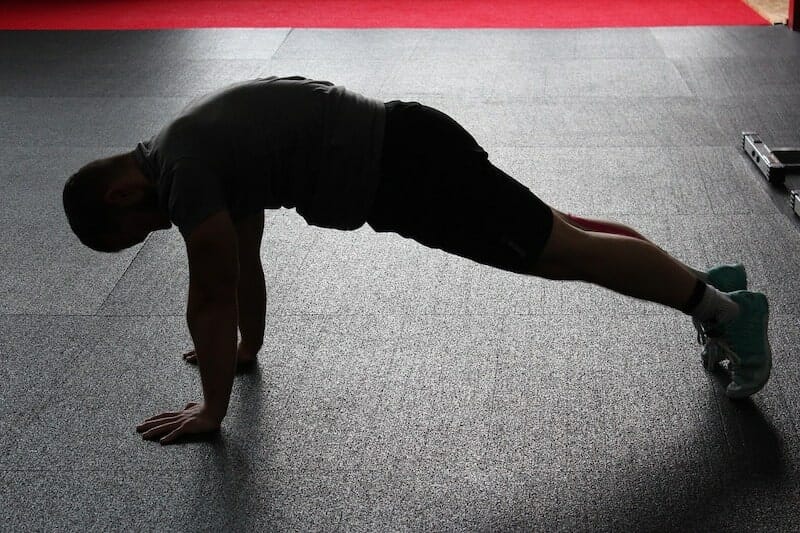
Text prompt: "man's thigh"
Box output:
[[368, 103, 554, 275]]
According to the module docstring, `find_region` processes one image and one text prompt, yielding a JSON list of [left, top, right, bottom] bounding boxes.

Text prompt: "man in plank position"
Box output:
[[62, 76, 772, 445]]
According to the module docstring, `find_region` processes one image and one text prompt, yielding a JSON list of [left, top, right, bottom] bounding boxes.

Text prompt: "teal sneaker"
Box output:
[[692, 263, 748, 370], [706, 263, 748, 293], [708, 290, 772, 398]]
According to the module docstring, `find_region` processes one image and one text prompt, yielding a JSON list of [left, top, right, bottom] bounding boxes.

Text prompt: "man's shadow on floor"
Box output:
[[500, 368, 791, 531]]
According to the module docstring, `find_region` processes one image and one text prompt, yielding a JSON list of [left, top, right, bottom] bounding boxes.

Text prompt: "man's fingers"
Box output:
[[139, 411, 181, 424], [141, 421, 180, 440], [160, 423, 188, 445], [137, 415, 180, 433], [137, 402, 214, 445]]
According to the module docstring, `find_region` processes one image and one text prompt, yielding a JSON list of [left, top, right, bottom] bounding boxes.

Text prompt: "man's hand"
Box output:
[[136, 402, 221, 445], [182, 341, 259, 372]]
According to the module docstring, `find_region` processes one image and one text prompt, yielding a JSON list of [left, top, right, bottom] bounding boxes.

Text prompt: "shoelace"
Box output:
[[693, 317, 707, 345], [712, 338, 741, 369], [693, 318, 734, 372], [703, 337, 740, 372], [693, 317, 724, 345]]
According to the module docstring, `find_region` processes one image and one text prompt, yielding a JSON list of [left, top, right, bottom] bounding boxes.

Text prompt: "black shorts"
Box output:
[[366, 101, 554, 275]]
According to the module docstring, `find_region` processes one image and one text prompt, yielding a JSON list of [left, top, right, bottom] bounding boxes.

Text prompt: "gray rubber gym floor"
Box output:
[[2, 25, 800, 531]]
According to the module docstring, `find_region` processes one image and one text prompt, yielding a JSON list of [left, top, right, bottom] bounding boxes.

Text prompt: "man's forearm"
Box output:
[[187, 290, 238, 422], [238, 263, 266, 351]]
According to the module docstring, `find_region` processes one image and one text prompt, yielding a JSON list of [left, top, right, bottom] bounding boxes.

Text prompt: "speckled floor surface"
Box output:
[[2, 26, 799, 531]]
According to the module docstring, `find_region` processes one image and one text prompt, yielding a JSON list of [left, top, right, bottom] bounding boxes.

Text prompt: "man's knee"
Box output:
[[528, 207, 591, 280]]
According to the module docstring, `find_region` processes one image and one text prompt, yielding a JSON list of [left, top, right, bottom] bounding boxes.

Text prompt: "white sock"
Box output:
[[690, 283, 740, 326]]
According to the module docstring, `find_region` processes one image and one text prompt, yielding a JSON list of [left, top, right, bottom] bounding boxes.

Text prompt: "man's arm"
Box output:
[[235, 211, 266, 356], [185, 210, 240, 422], [137, 209, 240, 444]]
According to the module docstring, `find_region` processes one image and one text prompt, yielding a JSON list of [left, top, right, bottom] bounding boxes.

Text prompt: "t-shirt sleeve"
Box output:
[[167, 158, 228, 240]]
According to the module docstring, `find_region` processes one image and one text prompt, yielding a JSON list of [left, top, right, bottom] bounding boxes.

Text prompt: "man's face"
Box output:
[[103, 186, 171, 251], [101, 215, 154, 251], [103, 218, 152, 251]]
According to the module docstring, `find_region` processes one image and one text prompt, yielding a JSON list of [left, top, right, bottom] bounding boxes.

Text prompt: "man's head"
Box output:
[[62, 152, 172, 253]]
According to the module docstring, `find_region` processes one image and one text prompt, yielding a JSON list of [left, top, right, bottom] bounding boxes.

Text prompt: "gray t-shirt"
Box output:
[[133, 76, 386, 239]]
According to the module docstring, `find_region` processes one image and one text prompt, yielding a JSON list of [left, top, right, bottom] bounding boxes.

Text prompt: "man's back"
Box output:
[[134, 76, 386, 239]]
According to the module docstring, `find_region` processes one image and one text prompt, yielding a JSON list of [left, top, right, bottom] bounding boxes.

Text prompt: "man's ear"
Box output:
[[104, 186, 123, 205], [104, 182, 140, 207]]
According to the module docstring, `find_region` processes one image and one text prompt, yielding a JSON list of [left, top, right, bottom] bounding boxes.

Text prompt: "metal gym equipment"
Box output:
[[742, 132, 800, 218]]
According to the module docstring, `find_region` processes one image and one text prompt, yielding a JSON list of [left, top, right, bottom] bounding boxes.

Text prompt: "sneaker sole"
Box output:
[[725, 292, 772, 399]]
